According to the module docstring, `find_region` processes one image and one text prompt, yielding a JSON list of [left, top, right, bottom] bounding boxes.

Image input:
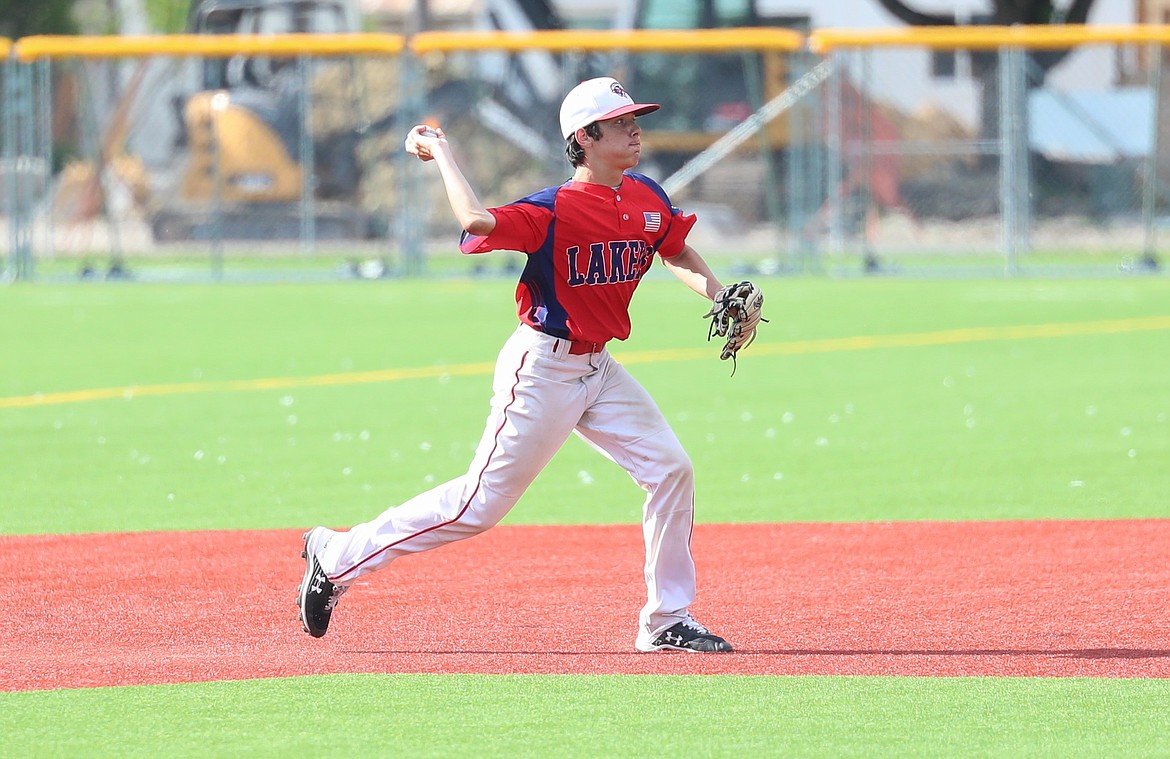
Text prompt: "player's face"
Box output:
[[592, 115, 642, 170]]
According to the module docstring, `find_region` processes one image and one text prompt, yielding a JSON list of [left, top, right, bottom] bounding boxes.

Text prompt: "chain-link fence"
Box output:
[[811, 26, 1170, 276], [2, 27, 1168, 282]]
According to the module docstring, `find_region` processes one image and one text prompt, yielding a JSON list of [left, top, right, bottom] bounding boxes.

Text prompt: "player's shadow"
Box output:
[[741, 648, 1170, 659], [345, 649, 633, 656], [343, 648, 1170, 659]]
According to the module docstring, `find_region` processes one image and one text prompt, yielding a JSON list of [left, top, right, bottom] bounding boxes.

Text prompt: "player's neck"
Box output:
[[572, 164, 625, 189]]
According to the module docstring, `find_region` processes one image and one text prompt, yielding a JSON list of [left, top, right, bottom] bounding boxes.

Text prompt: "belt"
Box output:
[[557, 338, 607, 355]]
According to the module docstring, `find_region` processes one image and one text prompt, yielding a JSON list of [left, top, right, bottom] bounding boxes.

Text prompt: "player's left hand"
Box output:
[[405, 125, 445, 162], [704, 280, 766, 368]]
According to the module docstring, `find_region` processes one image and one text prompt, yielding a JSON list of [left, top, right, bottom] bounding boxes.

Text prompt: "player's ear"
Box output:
[[574, 126, 593, 147]]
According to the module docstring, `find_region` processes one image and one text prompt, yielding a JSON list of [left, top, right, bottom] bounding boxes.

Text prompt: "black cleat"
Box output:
[[297, 527, 348, 638], [636, 615, 734, 653]]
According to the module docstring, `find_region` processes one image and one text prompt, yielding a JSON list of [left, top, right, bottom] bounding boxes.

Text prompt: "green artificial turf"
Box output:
[[2, 277, 1168, 533], [6, 674, 1170, 758], [4, 276, 1170, 758]]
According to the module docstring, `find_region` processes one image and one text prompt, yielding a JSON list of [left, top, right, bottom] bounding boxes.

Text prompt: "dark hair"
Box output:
[[565, 121, 604, 167]]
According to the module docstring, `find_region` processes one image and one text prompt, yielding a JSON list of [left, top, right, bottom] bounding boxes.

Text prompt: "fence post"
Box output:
[[37, 57, 52, 265], [396, 48, 426, 276], [825, 49, 843, 257], [858, 46, 878, 273], [17, 58, 36, 279], [3, 53, 13, 279], [211, 91, 227, 281], [4, 57, 37, 280], [998, 45, 1030, 275], [298, 54, 316, 256], [1141, 42, 1162, 271]]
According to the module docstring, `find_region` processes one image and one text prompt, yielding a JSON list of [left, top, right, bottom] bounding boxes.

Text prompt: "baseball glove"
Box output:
[[704, 280, 766, 370]]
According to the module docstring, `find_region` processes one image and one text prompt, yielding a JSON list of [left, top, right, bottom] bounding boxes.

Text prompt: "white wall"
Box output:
[[765, 0, 1136, 131], [737, 0, 1130, 27]]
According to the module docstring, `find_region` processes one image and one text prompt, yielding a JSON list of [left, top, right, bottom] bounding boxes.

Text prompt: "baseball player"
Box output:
[[299, 76, 763, 653]]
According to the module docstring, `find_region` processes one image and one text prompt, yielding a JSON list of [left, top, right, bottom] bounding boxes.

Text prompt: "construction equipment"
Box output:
[[151, 0, 805, 241], [152, 0, 377, 241]]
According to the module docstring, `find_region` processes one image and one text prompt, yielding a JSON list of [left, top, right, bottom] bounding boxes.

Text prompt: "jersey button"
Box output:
[[615, 194, 622, 201], [622, 214, 629, 220]]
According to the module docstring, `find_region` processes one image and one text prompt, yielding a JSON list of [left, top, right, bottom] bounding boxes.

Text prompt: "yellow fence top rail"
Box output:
[[810, 24, 1170, 52], [14, 33, 405, 61], [411, 28, 804, 53], [11, 25, 1170, 61]]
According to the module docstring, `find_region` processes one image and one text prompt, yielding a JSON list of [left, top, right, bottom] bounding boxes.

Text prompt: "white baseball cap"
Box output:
[[559, 77, 660, 140]]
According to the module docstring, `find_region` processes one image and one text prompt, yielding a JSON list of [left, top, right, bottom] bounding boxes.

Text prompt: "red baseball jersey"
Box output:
[[459, 171, 697, 344]]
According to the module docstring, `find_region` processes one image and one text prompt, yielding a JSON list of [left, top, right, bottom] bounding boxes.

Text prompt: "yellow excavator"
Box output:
[[152, 0, 378, 240]]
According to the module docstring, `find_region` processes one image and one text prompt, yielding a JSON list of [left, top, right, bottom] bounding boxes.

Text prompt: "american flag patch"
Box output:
[[643, 212, 662, 233]]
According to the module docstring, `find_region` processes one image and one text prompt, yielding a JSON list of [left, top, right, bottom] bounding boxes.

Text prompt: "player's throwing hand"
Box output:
[[405, 125, 443, 162]]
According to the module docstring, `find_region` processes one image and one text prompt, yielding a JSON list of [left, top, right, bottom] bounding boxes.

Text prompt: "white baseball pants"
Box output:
[[316, 322, 698, 638]]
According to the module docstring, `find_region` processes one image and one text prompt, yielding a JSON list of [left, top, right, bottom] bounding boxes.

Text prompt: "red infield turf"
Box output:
[[5, 520, 1170, 691]]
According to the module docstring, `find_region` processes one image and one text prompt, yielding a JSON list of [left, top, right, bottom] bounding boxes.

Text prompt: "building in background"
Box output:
[[356, 0, 1141, 132]]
